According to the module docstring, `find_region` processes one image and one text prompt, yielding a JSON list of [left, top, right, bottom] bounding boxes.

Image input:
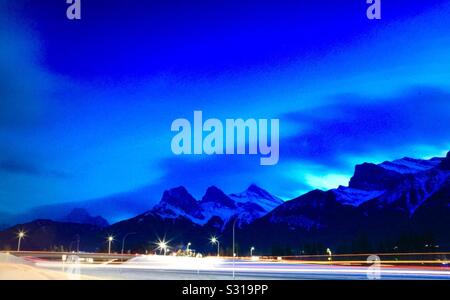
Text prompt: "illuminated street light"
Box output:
[[250, 246, 255, 257], [326, 248, 332, 261], [16, 231, 26, 252], [210, 236, 220, 257], [157, 240, 169, 256], [187, 242, 191, 255], [107, 235, 114, 254]]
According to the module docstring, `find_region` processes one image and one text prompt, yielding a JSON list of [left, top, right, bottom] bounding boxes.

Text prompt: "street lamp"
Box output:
[[121, 232, 136, 255], [326, 248, 332, 261], [75, 234, 80, 253], [157, 240, 169, 256], [107, 235, 114, 254], [187, 242, 191, 255], [250, 246, 255, 257], [232, 218, 238, 279], [17, 231, 25, 252], [210, 236, 220, 257]]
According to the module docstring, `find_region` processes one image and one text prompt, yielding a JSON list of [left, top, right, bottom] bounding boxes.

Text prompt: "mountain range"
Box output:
[[0, 185, 156, 229], [0, 151, 449, 255], [152, 184, 283, 228], [243, 151, 450, 254]]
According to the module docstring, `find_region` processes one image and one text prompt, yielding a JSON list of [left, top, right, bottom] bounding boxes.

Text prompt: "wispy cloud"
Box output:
[[0, 2, 53, 130], [0, 159, 70, 179], [282, 86, 450, 168]]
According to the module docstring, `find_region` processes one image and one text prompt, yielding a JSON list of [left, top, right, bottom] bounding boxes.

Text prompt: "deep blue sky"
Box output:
[[1, 0, 450, 216]]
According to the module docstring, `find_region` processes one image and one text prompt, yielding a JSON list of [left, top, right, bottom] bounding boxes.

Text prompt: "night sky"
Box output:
[[1, 0, 450, 217]]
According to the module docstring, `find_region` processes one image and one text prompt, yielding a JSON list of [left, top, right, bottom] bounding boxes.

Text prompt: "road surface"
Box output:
[[2, 253, 449, 280]]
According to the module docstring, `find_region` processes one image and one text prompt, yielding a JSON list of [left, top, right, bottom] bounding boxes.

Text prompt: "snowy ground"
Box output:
[[0, 253, 99, 280]]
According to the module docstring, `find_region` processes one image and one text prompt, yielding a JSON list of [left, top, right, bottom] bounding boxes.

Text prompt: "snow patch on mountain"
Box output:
[[332, 186, 385, 206], [229, 184, 283, 212], [380, 157, 443, 174]]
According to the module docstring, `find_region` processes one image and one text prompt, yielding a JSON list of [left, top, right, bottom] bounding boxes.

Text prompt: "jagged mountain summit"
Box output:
[[60, 208, 109, 228], [229, 184, 284, 212], [152, 186, 205, 221], [151, 184, 283, 228], [331, 154, 449, 214]]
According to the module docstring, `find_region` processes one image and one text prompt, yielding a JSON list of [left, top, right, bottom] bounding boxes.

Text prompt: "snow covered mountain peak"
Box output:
[[201, 186, 236, 209], [153, 186, 205, 220], [349, 156, 445, 192], [229, 184, 283, 212], [151, 185, 282, 229], [336, 152, 450, 214]]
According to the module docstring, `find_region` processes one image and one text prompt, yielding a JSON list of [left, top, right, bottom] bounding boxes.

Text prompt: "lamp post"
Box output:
[[107, 236, 114, 254], [210, 236, 220, 257], [232, 218, 238, 279], [75, 234, 80, 253], [121, 232, 136, 255], [17, 231, 25, 252], [187, 242, 191, 255], [250, 246, 255, 257]]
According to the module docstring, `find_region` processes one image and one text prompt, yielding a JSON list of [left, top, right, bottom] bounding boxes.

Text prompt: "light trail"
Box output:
[[5, 251, 450, 279], [31, 255, 450, 280], [278, 252, 450, 258]]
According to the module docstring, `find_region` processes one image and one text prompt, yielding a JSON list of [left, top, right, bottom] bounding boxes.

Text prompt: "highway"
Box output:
[[2, 252, 450, 280]]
